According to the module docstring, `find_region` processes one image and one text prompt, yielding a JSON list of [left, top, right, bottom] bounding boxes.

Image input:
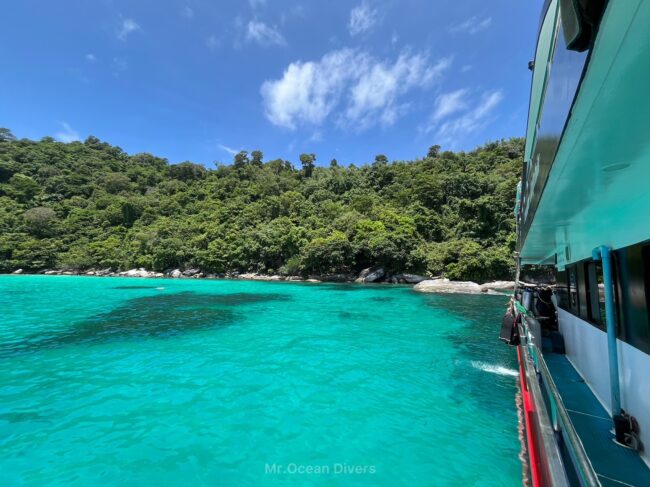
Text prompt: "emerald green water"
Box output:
[[0, 276, 521, 486]]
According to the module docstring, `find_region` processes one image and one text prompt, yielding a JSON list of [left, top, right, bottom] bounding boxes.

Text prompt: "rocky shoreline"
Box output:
[[413, 278, 515, 294], [7, 267, 514, 295]]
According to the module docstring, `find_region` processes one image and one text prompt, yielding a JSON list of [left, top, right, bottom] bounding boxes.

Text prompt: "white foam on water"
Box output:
[[156, 287, 165, 290], [471, 361, 519, 377]]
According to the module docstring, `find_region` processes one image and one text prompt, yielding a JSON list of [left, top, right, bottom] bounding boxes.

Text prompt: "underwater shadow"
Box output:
[[112, 285, 163, 290], [1, 291, 290, 357]]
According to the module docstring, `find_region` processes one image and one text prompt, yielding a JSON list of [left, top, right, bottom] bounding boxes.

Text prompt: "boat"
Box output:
[[505, 0, 650, 485]]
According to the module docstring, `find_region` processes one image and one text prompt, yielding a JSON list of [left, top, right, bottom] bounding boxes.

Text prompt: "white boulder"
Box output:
[[119, 268, 160, 278], [413, 278, 482, 294], [480, 281, 515, 293]]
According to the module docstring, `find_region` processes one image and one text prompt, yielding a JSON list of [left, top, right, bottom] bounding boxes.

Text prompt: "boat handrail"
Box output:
[[536, 345, 601, 487], [519, 320, 570, 486], [521, 315, 601, 487]]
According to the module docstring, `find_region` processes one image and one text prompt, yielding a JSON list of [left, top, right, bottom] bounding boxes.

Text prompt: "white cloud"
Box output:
[[206, 35, 219, 49], [117, 18, 140, 41], [450, 16, 492, 35], [430, 89, 468, 123], [219, 144, 239, 156], [246, 20, 286, 47], [280, 5, 307, 24], [309, 131, 323, 143], [260, 49, 451, 130], [428, 89, 504, 143], [261, 49, 358, 129], [182, 6, 194, 19], [112, 57, 128, 76], [349, 1, 379, 36], [85, 53, 96, 63], [55, 122, 80, 143], [345, 54, 452, 129], [461, 64, 472, 73], [249, 0, 266, 9]]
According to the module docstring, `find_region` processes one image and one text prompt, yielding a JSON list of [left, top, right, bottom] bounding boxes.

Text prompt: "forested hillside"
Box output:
[[0, 128, 522, 282]]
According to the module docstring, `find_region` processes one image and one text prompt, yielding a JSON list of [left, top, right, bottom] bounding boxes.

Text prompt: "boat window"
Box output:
[[611, 245, 650, 353], [585, 261, 605, 330], [568, 264, 579, 314], [555, 270, 568, 309], [578, 263, 589, 320]]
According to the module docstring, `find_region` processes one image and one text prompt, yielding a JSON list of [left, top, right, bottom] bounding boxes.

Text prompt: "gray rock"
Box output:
[[96, 268, 112, 276], [238, 273, 282, 281], [365, 267, 385, 282], [12, 269, 23, 274], [182, 268, 200, 276], [394, 273, 426, 284], [413, 278, 482, 294], [355, 268, 372, 282], [355, 267, 385, 283], [170, 269, 182, 278], [322, 273, 355, 282]]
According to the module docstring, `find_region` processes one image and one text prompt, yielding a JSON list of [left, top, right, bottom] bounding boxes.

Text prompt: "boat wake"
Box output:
[[471, 361, 519, 377]]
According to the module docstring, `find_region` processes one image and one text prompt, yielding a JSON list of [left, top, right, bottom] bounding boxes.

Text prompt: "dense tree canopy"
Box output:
[[0, 127, 522, 282]]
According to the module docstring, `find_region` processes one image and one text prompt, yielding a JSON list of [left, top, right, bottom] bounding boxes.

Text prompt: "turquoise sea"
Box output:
[[0, 275, 521, 486]]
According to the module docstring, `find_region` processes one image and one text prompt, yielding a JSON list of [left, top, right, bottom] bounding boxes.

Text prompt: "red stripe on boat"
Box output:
[[518, 345, 542, 487]]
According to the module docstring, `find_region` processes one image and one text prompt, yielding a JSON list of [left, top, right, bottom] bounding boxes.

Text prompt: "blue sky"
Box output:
[[0, 0, 541, 166]]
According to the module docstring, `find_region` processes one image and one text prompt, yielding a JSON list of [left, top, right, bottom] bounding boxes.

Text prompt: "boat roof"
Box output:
[[520, 1, 650, 267]]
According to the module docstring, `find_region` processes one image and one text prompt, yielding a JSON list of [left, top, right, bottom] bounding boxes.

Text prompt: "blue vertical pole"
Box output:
[[592, 246, 621, 416]]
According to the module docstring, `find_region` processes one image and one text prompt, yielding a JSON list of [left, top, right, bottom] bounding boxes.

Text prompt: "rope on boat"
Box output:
[[516, 386, 532, 487]]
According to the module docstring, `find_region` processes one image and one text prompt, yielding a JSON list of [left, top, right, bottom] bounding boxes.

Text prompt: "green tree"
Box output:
[[0, 128, 16, 142], [374, 154, 388, 165], [23, 207, 57, 236], [11, 238, 58, 270], [233, 151, 250, 168], [104, 173, 131, 194], [427, 145, 441, 159], [301, 231, 353, 275], [299, 153, 316, 178], [169, 162, 207, 181], [251, 150, 264, 168], [7, 174, 41, 203]]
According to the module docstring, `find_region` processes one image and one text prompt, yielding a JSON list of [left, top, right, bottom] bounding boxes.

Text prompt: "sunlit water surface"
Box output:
[[0, 275, 520, 486]]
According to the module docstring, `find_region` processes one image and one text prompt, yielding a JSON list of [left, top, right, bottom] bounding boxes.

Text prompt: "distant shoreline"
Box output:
[[2, 270, 514, 295]]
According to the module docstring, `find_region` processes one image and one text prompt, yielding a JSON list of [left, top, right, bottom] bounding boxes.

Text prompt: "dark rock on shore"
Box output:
[[393, 273, 426, 284], [355, 267, 385, 283]]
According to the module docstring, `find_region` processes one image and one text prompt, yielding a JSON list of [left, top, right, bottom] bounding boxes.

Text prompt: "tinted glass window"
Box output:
[[578, 263, 589, 320], [614, 245, 650, 354], [568, 265, 579, 314], [583, 261, 606, 329], [555, 270, 568, 309]]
